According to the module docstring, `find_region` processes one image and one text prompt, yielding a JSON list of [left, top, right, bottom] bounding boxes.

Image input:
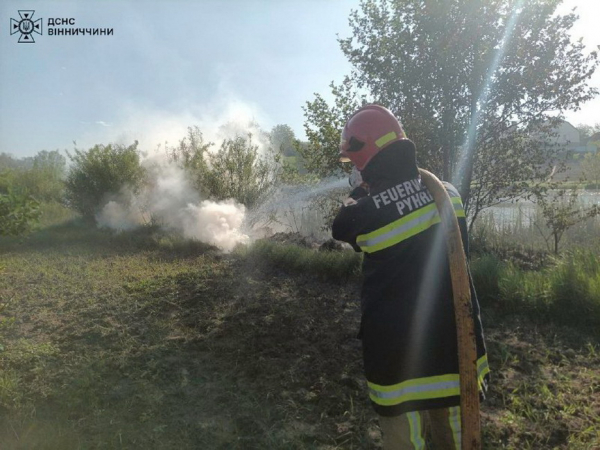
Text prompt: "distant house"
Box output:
[[586, 132, 600, 153], [536, 120, 593, 155], [550, 120, 586, 152]]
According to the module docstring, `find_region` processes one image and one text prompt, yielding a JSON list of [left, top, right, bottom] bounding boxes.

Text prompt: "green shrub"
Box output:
[[470, 254, 503, 304], [65, 142, 145, 220], [203, 134, 279, 208], [0, 151, 66, 204], [167, 127, 281, 208], [498, 263, 551, 316], [547, 251, 600, 326], [0, 190, 41, 236], [165, 126, 211, 193], [0, 169, 16, 194], [473, 250, 600, 331]]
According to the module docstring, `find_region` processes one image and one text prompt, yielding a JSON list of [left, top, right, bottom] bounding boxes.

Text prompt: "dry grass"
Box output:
[[0, 223, 598, 449]]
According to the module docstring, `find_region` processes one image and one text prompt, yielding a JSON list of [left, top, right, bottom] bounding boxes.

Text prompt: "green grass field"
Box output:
[[1, 223, 598, 449]]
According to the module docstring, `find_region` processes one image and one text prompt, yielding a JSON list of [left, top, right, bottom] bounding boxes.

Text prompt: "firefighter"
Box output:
[[332, 105, 489, 450]]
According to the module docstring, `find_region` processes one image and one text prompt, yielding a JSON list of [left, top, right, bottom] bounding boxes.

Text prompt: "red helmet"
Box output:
[[339, 104, 406, 170]]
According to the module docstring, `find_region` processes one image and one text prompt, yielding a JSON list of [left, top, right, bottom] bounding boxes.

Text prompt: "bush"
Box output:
[[471, 250, 600, 331], [0, 190, 40, 236], [0, 151, 66, 204], [470, 254, 503, 304], [203, 134, 279, 208], [0, 169, 16, 194], [65, 142, 146, 220], [498, 263, 551, 316], [164, 126, 211, 193], [167, 127, 281, 209], [548, 251, 600, 327]]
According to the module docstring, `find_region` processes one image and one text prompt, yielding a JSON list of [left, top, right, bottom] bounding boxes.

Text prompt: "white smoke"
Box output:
[[178, 200, 249, 252], [90, 97, 277, 252], [95, 158, 249, 252], [90, 98, 345, 248]]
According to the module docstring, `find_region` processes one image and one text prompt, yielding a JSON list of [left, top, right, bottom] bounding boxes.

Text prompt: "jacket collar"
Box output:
[[361, 140, 420, 194]]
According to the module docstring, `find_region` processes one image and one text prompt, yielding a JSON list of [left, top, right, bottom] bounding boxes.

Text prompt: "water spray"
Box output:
[[246, 177, 348, 238]]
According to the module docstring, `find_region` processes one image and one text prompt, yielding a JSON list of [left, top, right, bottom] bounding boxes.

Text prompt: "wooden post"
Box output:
[[419, 169, 481, 450]]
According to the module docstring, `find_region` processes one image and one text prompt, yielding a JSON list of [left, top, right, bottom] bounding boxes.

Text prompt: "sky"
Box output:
[[1, 0, 599, 159]]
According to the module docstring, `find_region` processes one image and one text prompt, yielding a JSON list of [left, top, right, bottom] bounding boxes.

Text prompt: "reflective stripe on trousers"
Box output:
[[379, 406, 461, 450]]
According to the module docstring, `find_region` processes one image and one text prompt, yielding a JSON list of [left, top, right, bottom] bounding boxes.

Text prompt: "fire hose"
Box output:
[[419, 169, 481, 450]]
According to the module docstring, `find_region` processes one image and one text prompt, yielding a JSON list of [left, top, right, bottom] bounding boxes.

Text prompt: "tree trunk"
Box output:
[[443, 145, 451, 181], [459, 154, 474, 213], [441, 99, 454, 182], [460, 103, 478, 212]]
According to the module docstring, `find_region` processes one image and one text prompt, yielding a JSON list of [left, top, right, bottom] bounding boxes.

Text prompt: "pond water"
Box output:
[[479, 190, 600, 229]]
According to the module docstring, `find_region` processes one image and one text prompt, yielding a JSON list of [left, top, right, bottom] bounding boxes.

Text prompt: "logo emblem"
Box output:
[[10, 10, 42, 43]]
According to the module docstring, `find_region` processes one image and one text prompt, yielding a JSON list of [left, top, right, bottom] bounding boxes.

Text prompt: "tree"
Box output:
[[534, 188, 600, 254], [65, 142, 146, 220], [270, 124, 298, 157], [576, 123, 600, 142], [0, 153, 27, 171], [582, 151, 600, 188], [24, 150, 67, 203], [299, 79, 365, 178], [301, 0, 598, 229]]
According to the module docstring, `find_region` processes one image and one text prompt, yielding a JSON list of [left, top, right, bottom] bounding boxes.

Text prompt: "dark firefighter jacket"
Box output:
[[332, 140, 489, 417]]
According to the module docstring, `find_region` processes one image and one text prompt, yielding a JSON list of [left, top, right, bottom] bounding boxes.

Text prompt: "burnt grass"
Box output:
[[0, 224, 599, 449]]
